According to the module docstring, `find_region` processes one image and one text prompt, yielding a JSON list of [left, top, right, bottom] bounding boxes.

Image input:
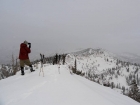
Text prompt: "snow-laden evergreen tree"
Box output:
[[128, 79, 140, 102]]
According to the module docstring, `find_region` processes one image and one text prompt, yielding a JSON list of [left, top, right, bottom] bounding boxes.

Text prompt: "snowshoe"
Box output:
[[21, 72, 25, 75], [29, 65, 35, 72]]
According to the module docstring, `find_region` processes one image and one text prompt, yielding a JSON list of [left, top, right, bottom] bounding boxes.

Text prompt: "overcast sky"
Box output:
[[0, 0, 140, 64]]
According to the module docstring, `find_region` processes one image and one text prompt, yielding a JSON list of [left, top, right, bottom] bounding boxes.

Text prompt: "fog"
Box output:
[[0, 0, 140, 64]]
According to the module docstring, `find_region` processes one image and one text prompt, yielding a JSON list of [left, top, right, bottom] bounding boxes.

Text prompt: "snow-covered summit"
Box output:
[[71, 48, 104, 56]]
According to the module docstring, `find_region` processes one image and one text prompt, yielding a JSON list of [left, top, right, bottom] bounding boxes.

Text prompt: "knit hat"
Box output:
[[24, 40, 28, 45]]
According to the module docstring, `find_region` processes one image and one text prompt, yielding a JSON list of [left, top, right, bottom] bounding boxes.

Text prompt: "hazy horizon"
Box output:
[[0, 0, 140, 64]]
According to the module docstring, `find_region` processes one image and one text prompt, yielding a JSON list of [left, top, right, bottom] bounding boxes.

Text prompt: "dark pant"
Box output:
[[20, 59, 31, 67]]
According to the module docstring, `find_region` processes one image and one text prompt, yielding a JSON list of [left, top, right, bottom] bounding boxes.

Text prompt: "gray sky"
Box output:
[[0, 0, 140, 64]]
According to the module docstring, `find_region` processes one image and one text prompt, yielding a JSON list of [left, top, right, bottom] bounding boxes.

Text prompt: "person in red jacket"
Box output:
[[19, 41, 35, 75]]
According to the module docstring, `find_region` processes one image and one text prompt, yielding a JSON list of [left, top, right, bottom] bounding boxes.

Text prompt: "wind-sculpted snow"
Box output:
[[0, 64, 139, 105]]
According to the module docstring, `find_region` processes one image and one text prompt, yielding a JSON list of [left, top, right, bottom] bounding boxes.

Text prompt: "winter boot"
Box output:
[[21, 67, 24, 75], [29, 65, 35, 72]]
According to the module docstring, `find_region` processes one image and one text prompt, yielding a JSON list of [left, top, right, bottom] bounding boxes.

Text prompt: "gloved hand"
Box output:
[[28, 43, 31, 48]]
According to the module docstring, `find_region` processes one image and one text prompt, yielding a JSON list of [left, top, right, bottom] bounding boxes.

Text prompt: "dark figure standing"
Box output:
[[58, 55, 61, 63], [19, 41, 35, 75], [55, 54, 58, 64]]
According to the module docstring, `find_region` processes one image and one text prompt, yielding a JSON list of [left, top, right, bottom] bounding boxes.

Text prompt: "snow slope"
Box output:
[[65, 48, 140, 89], [0, 64, 139, 105]]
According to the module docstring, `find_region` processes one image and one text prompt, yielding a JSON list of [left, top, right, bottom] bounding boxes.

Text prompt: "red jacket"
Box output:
[[19, 43, 31, 60]]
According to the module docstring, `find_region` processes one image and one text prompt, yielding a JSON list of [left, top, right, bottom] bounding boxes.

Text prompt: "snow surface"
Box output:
[[0, 64, 139, 105]]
